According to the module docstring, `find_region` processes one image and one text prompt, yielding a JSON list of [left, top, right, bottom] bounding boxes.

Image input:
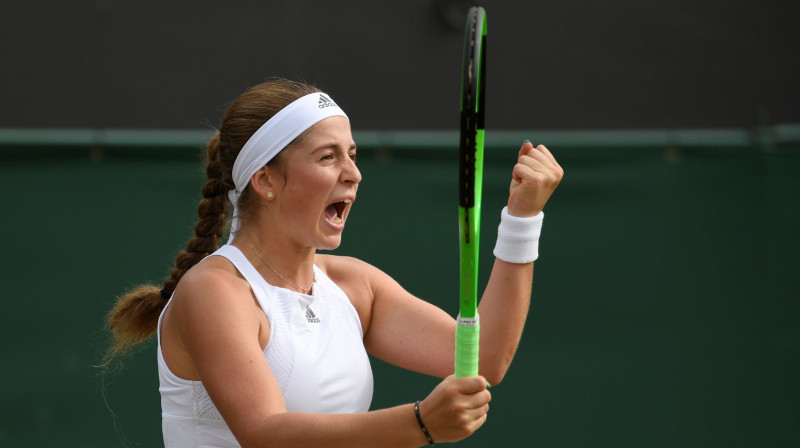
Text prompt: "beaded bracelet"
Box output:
[[414, 400, 435, 446]]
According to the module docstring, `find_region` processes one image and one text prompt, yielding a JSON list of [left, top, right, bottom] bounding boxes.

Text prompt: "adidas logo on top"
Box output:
[[305, 306, 320, 323], [318, 94, 337, 109]]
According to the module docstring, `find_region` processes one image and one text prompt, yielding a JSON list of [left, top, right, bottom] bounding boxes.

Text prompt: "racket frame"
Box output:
[[455, 6, 487, 378]]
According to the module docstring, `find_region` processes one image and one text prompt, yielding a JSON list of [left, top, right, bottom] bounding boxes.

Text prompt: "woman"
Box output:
[[106, 79, 563, 447]]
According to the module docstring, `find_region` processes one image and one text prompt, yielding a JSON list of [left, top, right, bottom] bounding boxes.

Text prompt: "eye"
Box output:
[[349, 153, 358, 163], [320, 153, 335, 161]]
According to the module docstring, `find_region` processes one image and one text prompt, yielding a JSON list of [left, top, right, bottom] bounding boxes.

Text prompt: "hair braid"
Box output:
[[162, 134, 232, 295], [102, 134, 232, 365]]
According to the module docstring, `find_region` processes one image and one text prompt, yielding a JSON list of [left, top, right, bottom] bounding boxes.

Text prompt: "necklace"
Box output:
[[238, 237, 315, 295]]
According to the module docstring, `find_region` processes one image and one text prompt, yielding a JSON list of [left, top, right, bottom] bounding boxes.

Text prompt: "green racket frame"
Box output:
[[455, 6, 487, 379]]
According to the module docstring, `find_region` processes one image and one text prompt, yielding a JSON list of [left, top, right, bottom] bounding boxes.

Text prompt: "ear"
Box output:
[[249, 165, 280, 200]]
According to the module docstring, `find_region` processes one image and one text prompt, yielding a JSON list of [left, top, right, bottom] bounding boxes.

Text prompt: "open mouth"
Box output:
[[324, 198, 352, 225]]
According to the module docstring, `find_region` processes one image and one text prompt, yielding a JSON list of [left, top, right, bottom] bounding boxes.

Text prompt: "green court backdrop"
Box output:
[[0, 133, 797, 447]]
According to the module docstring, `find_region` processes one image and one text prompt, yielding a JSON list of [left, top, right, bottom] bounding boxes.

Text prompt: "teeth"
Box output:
[[344, 199, 352, 204]]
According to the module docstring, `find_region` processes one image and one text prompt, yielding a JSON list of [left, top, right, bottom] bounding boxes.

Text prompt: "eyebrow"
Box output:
[[311, 141, 358, 152]]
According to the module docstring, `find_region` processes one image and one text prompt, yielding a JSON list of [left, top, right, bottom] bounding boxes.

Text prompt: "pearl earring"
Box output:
[[267, 192, 274, 198]]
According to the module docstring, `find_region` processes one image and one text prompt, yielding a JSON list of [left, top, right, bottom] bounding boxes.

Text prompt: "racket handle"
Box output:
[[454, 314, 480, 378]]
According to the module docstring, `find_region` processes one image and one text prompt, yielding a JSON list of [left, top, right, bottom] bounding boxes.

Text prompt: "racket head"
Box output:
[[459, 5, 487, 210]]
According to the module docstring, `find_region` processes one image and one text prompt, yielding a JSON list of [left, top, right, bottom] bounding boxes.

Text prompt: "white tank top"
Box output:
[[157, 245, 374, 447]]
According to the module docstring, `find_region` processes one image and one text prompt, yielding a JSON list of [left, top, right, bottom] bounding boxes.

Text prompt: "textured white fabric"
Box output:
[[492, 206, 544, 263], [158, 245, 373, 447], [227, 92, 348, 243]]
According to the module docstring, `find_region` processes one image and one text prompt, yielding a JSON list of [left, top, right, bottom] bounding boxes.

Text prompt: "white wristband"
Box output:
[[493, 206, 544, 263]]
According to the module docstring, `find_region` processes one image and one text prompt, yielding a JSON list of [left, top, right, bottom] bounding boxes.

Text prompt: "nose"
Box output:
[[342, 158, 362, 185]]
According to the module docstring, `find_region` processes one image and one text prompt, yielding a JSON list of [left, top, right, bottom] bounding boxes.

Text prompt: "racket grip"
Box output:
[[454, 314, 480, 378]]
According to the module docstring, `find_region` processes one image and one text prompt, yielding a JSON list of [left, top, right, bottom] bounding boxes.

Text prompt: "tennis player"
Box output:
[[106, 79, 562, 447]]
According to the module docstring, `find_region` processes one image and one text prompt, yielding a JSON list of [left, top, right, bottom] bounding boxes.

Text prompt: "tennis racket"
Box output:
[[455, 6, 487, 379]]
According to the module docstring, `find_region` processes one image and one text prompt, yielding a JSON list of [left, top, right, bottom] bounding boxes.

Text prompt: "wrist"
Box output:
[[414, 400, 435, 446], [506, 204, 542, 218], [493, 206, 544, 264]]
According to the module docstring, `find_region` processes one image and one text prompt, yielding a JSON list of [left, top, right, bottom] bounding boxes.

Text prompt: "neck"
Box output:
[[233, 230, 316, 294]]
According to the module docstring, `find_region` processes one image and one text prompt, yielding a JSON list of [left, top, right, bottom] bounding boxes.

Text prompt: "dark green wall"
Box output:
[[0, 141, 797, 446]]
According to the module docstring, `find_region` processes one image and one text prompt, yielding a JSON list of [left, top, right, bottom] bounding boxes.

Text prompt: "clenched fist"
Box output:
[[418, 375, 492, 444], [507, 142, 563, 217]]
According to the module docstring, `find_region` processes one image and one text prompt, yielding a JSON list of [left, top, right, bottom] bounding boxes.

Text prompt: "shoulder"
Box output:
[[315, 254, 390, 293], [314, 254, 410, 309], [169, 255, 258, 330], [177, 255, 248, 300], [315, 254, 406, 300], [315, 253, 415, 296]]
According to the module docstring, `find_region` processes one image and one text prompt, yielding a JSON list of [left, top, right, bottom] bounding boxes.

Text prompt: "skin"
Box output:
[[160, 116, 564, 447]]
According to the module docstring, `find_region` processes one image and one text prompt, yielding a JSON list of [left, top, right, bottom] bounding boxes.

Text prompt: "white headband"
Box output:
[[227, 91, 348, 243]]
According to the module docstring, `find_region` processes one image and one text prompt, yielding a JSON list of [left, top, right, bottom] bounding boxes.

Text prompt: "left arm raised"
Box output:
[[340, 142, 562, 386], [473, 142, 563, 384]]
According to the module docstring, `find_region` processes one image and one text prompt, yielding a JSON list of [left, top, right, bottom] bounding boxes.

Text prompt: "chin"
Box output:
[[317, 237, 343, 251]]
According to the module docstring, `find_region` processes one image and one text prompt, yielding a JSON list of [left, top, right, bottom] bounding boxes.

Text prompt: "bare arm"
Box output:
[[476, 143, 562, 383], [354, 255, 531, 386], [357, 142, 562, 386], [227, 377, 489, 448]]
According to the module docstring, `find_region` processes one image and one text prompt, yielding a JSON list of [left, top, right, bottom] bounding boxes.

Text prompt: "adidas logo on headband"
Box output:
[[318, 94, 337, 109]]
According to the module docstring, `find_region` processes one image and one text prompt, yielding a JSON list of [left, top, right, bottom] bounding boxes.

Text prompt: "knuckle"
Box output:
[[444, 382, 459, 395]]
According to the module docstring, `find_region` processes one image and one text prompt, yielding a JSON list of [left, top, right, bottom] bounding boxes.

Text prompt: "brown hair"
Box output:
[[103, 79, 321, 365]]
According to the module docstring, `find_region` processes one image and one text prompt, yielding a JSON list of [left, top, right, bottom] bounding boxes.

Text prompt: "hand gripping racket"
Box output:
[[455, 6, 487, 379]]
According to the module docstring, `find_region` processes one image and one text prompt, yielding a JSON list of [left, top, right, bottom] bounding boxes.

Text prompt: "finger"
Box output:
[[522, 147, 558, 172], [518, 151, 563, 181], [515, 157, 551, 180], [466, 406, 489, 432], [532, 144, 562, 173], [463, 389, 492, 410], [467, 402, 490, 419], [513, 163, 559, 189], [518, 140, 535, 158], [459, 402, 490, 426], [452, 375, 489, 394], [535, 144, 555, 161]]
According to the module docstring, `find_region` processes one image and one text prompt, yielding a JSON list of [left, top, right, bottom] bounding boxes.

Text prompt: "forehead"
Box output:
[[302, 116, 353, 144]]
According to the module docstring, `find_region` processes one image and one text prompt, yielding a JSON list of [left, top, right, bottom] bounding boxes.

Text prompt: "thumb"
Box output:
[[453, 375, 490, 395]]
